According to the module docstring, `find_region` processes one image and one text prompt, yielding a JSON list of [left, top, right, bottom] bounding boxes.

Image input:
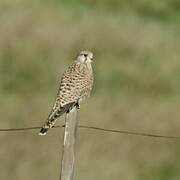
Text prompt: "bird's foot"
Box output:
[[75, 102, 80, 109]]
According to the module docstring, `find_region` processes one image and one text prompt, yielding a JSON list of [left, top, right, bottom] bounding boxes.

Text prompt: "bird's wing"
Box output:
[[46, 63, 79, 122], [58, 62, 93, 106], [47, 101, 76, 122], [47, 62, 92, 122]]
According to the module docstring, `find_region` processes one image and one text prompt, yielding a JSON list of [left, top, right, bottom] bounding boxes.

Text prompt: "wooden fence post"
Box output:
[[60, 107, 78, 180]]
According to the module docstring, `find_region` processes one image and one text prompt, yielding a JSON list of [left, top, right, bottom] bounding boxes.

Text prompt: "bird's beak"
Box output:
[[90, 57, 94, 62], [86, 57, 93, 63]]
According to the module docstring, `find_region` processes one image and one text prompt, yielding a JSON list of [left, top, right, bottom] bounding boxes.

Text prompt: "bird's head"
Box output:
[[76, 50, 93, 63]]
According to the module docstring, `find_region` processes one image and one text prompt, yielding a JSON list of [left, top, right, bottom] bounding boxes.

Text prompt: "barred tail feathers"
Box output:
[[38, 102, 76, 136], [39, 121, 53, 136], [39, 127, 48, 136]]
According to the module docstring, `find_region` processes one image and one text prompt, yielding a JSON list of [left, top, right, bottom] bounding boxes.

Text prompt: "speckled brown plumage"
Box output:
[[39, 50, 94, 135]]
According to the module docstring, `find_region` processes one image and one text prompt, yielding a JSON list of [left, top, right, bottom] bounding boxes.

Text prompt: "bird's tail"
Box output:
[[39, 102, 76, 136], [39, 121, 54, 136]]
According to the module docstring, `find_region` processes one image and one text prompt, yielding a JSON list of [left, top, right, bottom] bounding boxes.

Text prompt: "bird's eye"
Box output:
[[84, 54, 87, 57]]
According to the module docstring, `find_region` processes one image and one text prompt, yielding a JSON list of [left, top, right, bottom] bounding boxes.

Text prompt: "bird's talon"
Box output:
[[75, 103, 80, 109]]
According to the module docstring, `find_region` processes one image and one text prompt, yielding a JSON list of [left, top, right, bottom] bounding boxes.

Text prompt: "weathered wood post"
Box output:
[[60, 107, 78, 180]]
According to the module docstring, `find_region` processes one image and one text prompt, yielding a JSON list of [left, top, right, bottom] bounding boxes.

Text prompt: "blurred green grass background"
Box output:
[[1, 0, 180, 179]]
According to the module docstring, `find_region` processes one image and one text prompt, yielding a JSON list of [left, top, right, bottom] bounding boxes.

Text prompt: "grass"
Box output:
[[0, 0, 180, 180]]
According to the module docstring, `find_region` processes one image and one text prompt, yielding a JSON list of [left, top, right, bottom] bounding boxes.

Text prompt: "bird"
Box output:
[[39, 50, 94, 135]]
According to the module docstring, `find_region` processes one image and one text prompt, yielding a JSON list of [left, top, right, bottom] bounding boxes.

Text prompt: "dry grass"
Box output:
[[0, 0, 180, 180]]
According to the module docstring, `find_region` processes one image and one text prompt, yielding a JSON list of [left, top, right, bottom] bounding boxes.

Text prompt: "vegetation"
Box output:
[[0, 0, 180, 179]]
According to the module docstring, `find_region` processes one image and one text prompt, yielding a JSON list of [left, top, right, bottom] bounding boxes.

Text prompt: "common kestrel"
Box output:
[[39, 50, 94, 135]]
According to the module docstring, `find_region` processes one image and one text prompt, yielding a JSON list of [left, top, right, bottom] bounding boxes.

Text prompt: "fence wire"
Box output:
[[0, 125, 180, 139]]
